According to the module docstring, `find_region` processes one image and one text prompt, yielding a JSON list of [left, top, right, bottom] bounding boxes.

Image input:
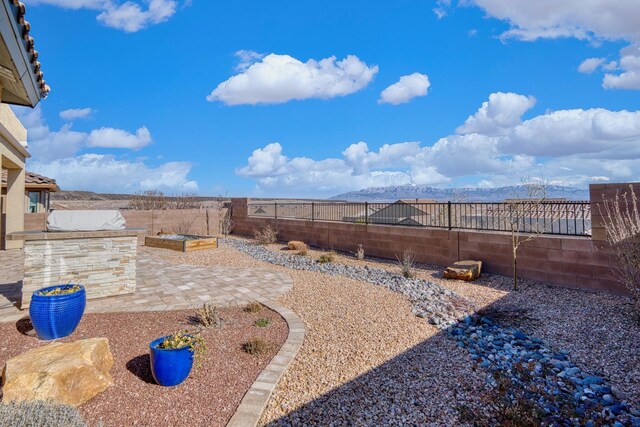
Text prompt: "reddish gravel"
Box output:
[[0, 306, 288, 426]]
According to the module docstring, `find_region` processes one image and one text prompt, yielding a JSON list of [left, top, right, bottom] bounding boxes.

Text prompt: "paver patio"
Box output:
[[0, 249, 293, 323]]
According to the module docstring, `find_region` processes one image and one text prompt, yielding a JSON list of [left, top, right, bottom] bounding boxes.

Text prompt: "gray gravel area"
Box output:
[[223, 238, 475, 328]]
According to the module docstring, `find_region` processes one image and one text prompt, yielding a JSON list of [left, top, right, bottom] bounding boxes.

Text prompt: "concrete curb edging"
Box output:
[[227, 293, 305, 427]]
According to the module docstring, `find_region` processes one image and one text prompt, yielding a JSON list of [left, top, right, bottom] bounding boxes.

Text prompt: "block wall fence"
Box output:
[[231, 183, 640, 296], [21, 208, 223, 244]]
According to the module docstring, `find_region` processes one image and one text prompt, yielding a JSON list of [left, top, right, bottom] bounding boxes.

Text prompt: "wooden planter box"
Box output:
[[145, 235, 218, 252]]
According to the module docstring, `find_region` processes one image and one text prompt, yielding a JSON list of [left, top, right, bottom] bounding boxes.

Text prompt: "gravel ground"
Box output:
[[263, 240, 640, 408], [0, 306, 287, 427], [145, 237, 640, 424], [144, 241, 491, 426]]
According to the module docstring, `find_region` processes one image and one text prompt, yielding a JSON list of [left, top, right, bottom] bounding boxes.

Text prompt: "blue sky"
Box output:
[[14, 0, 640, 197]]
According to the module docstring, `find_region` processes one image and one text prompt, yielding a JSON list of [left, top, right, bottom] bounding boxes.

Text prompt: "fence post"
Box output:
[[447, 201, 452, 230], [311, 202, 315, 222], [365, 202, 369, 225], [274, 203, 277, 219]]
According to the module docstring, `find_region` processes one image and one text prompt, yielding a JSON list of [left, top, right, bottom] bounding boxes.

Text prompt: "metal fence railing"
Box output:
[[247, 201, 592, 237]]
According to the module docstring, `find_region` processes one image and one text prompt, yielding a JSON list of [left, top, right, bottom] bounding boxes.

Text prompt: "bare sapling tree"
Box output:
[[219, 204, 234, 239], [497, 180, 560, 291], [600, 184, 640, 314]]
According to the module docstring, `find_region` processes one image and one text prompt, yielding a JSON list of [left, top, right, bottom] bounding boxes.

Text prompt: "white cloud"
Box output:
[[500, 108, 640, 158], [603, 44, 640, 89], [59, 108, 95, 120], [29, 0, 178, 32], [468, 0, 640, 42], [207, 54, 379, 105], [236, 92, 640, 195], [456, 92, 536, 136], [234, 50, 265, 71], [463, 0, 640, 89], [29, 154, 198, 193], [13, 106, 197, 193], [578, 57, 605, 74], [378, 73, 430, 105], [87, 126, 152, 149]]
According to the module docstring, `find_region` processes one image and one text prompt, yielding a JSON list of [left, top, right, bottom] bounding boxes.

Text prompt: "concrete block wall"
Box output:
[[23, 208, 223, 241], [231, 193, 628, 296], [21, 236, 137, 308]]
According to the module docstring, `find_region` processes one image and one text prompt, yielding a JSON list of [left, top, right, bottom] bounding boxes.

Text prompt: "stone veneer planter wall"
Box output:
[[8, 230, 144, 309]]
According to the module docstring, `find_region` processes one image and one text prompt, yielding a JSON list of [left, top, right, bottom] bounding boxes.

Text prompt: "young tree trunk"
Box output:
[[513, 249, 518, 291]]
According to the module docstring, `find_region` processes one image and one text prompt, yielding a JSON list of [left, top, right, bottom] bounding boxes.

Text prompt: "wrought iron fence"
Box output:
[[248, 200, 592, 237]]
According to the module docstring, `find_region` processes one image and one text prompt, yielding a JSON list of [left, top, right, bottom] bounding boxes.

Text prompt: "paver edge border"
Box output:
[[226, 294, 305, 427]]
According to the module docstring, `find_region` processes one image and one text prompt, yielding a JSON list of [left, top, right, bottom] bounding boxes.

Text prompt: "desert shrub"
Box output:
[[297, 248, 308, 256], [255, 318, 270, 327], [396, 249, 416, 278], [254, 225, 278, 245], [157, 331, 207, 364], [601, 184, 640, 314], [170, 217, 196, 235], [244, 302, 262, 313], [0, 400, 88, 427], [318, 251, 336, 263], [194, 303, 222, 328], [242, 338, 272, 355], [355, 244, 365, 260], [37, 284, 81, 296]]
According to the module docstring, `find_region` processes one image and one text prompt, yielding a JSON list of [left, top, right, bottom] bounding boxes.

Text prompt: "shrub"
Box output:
[[396, 249, 416, 278], [601, 184, 640, 315], [194, 303, 222, 328], [38, 284, 81, 296], [242, 338, 272, 355], [297, 248, 308, 256], [157, 330, 207, 364], [318, 251, 336, 263], [355, 244, 365, 260], [254, 225, 278, 245], [0, 400, 88, 427], [255, 318, 270, 327], [244, 302, 262, 313]]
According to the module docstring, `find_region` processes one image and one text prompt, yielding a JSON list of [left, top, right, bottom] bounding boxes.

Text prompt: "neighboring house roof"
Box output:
[[0, 0, 49, 106], [1, 170, 59, 191]]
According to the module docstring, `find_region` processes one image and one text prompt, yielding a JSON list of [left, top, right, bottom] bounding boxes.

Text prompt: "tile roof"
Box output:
[[9, 0, 49, 97], [1, 170, 59, 190]]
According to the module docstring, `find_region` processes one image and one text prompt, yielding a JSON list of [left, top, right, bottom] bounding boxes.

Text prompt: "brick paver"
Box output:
[[0, 250, 292, 323]]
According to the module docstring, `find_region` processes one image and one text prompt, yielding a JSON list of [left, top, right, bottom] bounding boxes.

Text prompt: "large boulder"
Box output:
[[443, 260, 482, 281], [287, 240, 307, 251], [1, 338, 114, 407]]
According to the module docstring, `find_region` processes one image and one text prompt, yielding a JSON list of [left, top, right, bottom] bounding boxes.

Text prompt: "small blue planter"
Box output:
[[149, 336, 194, 386], [29, 284, 86, 340]]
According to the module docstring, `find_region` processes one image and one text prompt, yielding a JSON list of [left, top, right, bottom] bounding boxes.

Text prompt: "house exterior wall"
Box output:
[[230, 189, 633, 296], [0, 102, 27, 250]]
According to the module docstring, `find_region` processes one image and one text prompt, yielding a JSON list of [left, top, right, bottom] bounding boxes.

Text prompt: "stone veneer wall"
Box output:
[[21, 235, 137, 308], [230, 182, 640, 297]]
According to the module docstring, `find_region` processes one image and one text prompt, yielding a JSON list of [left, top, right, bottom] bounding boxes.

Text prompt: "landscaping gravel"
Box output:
[[0, 306, 287, 427], [145, 242, 490, 426], [145, 238, 640, 425], [452, 315, 640, 426], [223, 238, 476, 328]]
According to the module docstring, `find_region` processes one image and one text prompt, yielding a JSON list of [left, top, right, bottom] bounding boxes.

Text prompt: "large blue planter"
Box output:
[[29, 284, 86, 340], [149, 336, 194, 386]]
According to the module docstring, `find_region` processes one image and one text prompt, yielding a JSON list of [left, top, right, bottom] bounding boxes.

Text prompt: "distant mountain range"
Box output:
[[331, 184, 590, 202]]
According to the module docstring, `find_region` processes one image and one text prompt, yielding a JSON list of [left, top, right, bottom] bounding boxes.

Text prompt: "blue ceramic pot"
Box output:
[[29, 284, 86, 340], [149, 336, 194, 386]]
